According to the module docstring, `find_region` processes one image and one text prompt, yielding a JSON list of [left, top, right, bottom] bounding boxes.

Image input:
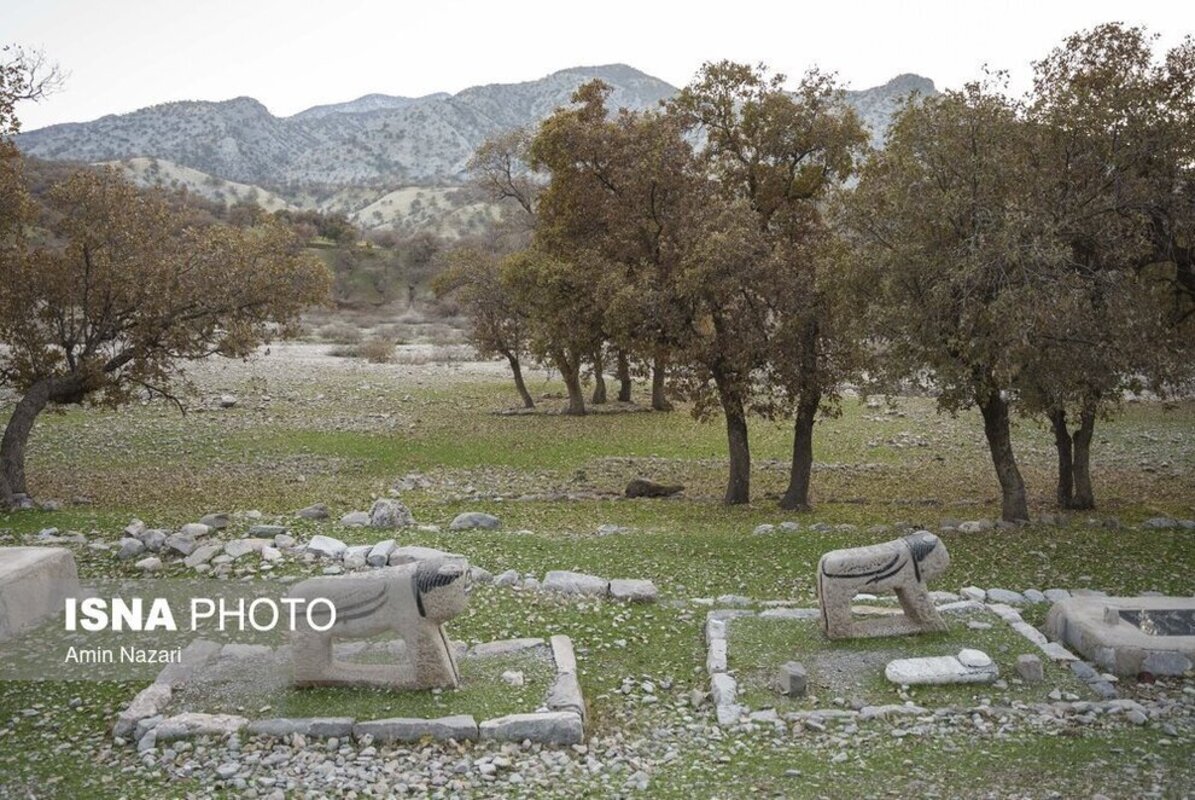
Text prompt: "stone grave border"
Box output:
[[704, 595, 1088, 727], [115, 634, 586, 750]]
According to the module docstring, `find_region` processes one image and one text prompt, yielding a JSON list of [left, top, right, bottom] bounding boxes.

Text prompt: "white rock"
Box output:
[[339, 511, 370, 527], [307, 535, 347, 559], [179, 523, 211, 538], [957, 648, 993, 668], [609, 579, 658, 603], [542, 570, 609, 596], [366, 539, 397, 567], [448, 512, 501, 531]]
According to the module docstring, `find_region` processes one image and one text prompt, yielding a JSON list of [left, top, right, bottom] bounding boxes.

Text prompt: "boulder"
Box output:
[[1016, 654, 1044, 683], [369, 499, 415, 529], [624, 478, 683, 498], [448, 512, 501, 531], [139, 529, 168, 552], [117, 538, 146, 561], [163, 533, 196, 557]]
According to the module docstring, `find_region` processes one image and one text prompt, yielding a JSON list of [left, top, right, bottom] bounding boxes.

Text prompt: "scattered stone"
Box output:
[[218, 394, 238, 409], [306, 535, 347, 559], [343, 545, 371, 569], [608, 579, 658, 603], [776, 662, 807, 697], [958, 520, 994, 533], [224, 538, 270, 560], [753, 524, 776, 535], [295, 503, 329, 520], [596, 524, 631, 536], [247, 524, 288, 537], [260, 545, 282, 562], [1142, 517, 1177, 529], [138, 529, 167, 552], [1016, 654, 1044, 683], [1023, 589, 1047, 604], [779, 521, 800, 532], [1043, 588, 1071, 603], [274, 533, 296, 549], [542, 570, 609, 596], [366, 539, 396, 567], [117, 537, 146, 561], [184, 544, 221, 569], [178, 523, 211, 539], [134, 556, 162, 572], [448, 512, 501, 531], [339, 511, 371, 528], [163, 533, 196, 557], [960, 586, 986, 602], [501, 670, 525, 687], [493, 569, 519, 587], [624, 478, 683, 498], [124, 519, 147, 538], [199, 513, 230, 530], [369, 498, 415, 529]]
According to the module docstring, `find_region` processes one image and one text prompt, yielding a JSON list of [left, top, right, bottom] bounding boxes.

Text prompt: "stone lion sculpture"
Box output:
[[287, 557, 469, 689], [816, 532, 950, 639]]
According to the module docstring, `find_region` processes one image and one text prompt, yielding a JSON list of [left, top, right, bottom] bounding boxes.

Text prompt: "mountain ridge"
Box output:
[[15, 64, 935, 231]]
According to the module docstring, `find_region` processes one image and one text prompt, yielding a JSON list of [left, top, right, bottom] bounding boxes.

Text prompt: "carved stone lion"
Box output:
[[816, 532, 950, 639], [287, 557, 469, 689]]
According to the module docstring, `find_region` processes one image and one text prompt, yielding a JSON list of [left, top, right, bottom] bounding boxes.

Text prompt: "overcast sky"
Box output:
[[6, 0, 1193, 131]]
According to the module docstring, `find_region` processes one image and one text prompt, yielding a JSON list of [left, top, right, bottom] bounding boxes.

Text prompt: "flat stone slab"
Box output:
[[469, 637, 545, 657], [354, 715, 478, 743], [1045, 595, 1195, 676], [479, 711, 583, 745], [154, 712, 247, 741], [0, 547, 80, 642], [542, 570, 609, 596], [885, 650, 999, 685], [609, 579, 658, 603], [247, 717, 356, 738]]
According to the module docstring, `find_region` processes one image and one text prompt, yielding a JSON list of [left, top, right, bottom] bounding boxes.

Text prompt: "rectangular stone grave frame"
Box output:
[[114, 634, 586, 748]]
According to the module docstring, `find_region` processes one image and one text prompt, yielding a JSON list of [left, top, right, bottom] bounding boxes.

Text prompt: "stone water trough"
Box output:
[[1045, 595, 1195, 676]]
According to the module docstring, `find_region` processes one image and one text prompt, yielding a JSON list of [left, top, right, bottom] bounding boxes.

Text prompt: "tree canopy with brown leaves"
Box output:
[[0, 168, 331, 507]]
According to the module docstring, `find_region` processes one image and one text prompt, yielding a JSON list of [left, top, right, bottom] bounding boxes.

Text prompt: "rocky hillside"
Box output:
[[16, 65, 677, 186], [17, 65, 933, 190], [845, 73, 937, 148]]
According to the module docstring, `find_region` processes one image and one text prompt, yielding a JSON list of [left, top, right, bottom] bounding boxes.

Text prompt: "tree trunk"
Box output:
[[1071, 405, 1096, 510], [557, 353, 586, 416], [651, 354, 672, 411], [978, 389, 1029, 522], [1, 379, 53, 500], [591, 350, 607, 405], [504, 351, 535, 409], [780, 392, 820, 511], [714, 373, 750, 505], [1048, 407, 1074, 509], [616, 350, 632, 402]]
